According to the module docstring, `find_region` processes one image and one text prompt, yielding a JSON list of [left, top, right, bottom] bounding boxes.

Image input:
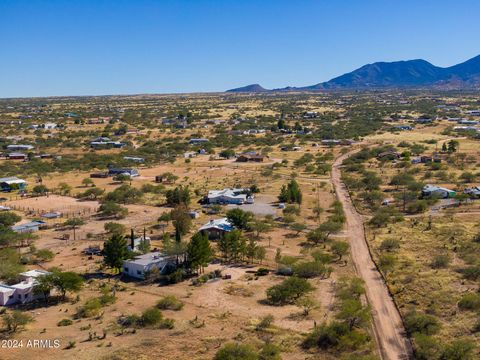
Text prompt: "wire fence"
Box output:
[[2, 192, 99, 219]]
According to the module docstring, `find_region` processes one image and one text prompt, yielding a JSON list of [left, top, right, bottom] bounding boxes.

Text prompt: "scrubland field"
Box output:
[[0, 91, 479, 360]]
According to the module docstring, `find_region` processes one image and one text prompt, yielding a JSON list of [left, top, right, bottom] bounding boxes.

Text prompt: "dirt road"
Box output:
[[332, 150, 413, 360]]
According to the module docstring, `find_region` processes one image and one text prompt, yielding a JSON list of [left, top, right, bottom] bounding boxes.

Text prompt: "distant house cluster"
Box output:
[[28, 123, 58, 130]]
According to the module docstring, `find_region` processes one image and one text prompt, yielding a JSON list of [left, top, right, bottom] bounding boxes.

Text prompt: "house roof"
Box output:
[[7, 144, 34, 149], [238, 153, 265, 159], [0, 284, 15, 293], [207, 189, 247, 201], [124, 252, 170, 266], [11, 280, 34, 290], [20, 269, 50, 278], [423, 185, 454, 193], [199, 218, 233, 232], [0, 177, 26, 185], [11, 221, 45, 231]]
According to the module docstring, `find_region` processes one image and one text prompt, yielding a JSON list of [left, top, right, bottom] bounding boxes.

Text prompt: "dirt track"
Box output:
[[332, 150, 413, 360]]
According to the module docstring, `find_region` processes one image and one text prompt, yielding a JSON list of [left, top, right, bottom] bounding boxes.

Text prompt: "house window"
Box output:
[[137, 270, 142, 275], [124, 267, 129, 273]]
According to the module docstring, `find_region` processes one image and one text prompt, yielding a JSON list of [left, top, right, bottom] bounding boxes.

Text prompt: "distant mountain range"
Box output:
[[227, 54, 480, 92]]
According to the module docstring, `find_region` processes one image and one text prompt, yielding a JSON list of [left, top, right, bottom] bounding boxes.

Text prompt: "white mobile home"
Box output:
[[207, 188, 253, 205], [123, 252, 176, 279]]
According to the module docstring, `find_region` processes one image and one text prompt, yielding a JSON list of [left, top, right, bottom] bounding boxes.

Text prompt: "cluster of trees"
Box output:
[[441, 140, 459, 153], [217, 229, 266, 264], [104, 184, 142, 204], [214, 342, 281, 360], [98, 201, 128, 219], [186, 232, 213, 273], [278, 179, 302, 204], [343, 145, 431, 216], [165, 186, 190, 207], [302, 277, 373, 356], [306, 201, 345, 246], [0, 211, 31, 249], [2, 310, 34, 333], [406, 311, 476, 360]]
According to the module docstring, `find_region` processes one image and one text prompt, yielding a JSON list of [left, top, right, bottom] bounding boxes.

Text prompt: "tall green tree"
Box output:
[[278, 179, 302, 204], [218, 229, 246, 263], [226, 208, 253, 230], [0, 212, 21, 227], [187, 232, 213, 273], [64, 217, 85, 241], [49, 270, 84, 300], [103, 234, 130, 272], [171, 206, 192, 235]]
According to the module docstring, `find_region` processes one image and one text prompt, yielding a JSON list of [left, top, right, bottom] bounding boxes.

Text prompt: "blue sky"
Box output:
[[1, 0, 479, 97]]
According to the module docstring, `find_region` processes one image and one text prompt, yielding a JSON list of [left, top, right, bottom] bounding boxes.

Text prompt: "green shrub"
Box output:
[[303, 321, 370, 352], [430, 254, 450, 269], [57, 318, 73, 327], [293, 261, 331, 279], [76, 298, 102, 318], [141, 307, 163, 327], [404, 312, 440, 336], [458, 293, 480, 311], [413, 333, 442, 360], [406, 200, 428, 214], [311, 249, 333, 264], [167, 269, 185, 284], [156, 296, 184, 311], [255, 268, 269, 276], [98, 291, 116, 306], [440, 339, 475, 360], [259, 343, 281, 360], [266, 277, 313, 305], [255, 314, 274, 331], [214, 342, 258, 360], [460, 266, 480, 281], [117, 314, 141, 328], [379, 238, 400, 252], [303, 321, 344, 349]]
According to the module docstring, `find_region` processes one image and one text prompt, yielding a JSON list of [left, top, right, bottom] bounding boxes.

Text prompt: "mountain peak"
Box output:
[[226, 84, 268, 93], [226, 54, 480, 91]]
